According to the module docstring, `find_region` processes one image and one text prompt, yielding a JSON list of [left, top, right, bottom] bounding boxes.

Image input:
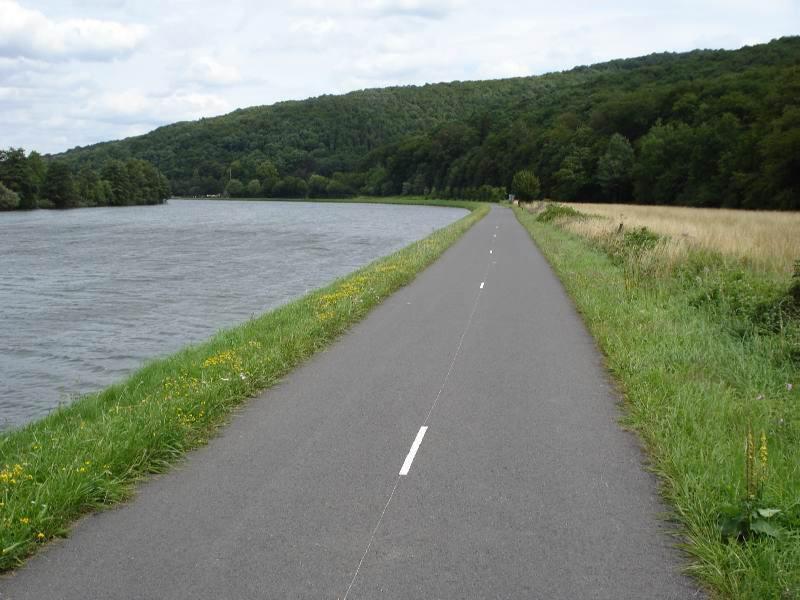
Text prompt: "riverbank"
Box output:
[[0, 200, 488, 570], [171, 196, 484, 209], [513, 203, 799, 599]]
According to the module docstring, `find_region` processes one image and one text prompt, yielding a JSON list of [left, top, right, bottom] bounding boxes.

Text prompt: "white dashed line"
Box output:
[[399, 426, 428, 476], [480, 281, 485, 289], [489, 249, 493, 254]]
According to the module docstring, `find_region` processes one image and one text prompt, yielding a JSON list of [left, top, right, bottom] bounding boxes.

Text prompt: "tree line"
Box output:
[[37, 37, 800, 210], [0, 148, 170, 210]]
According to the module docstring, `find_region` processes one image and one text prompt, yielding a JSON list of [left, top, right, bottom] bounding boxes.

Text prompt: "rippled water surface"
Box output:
[[0, 199, 466, 428]]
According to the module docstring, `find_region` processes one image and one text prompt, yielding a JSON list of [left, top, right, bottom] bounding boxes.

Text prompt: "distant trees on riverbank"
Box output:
[[49, 37, 800, 210], [0, 148, 170, 210]]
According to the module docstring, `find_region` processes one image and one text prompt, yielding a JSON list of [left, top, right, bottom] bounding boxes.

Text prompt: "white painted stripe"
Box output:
[[489, 249, 493, 254], [399, 426, 428, 476], [493, 234, 497, 238], [480, 281, 485, 289]]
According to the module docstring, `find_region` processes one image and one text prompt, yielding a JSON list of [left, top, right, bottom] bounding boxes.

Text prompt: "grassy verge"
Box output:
[[0, 200, 488, 570], [513, 204, 799, 599]]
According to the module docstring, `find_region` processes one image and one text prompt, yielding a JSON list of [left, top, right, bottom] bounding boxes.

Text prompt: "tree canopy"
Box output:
[[16, 36, 800, 210], [0, 149, 170, 211]]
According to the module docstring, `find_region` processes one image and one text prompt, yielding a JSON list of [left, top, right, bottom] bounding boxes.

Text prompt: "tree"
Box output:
[[760, 106, 800, 210], [255, 160, 279, 192], [511, 169, 541, 201], [597, 134, 635, 201], [272, 176, 308, 198], [633, 121, 695, 204], [0, 182, 20, 210], [308, 174, 330, 198], [226, 178, 244, 197], [102, 160, 132, 206], [77, 167, 102, 206], [246, 178, 261, 197], [326, 177, 353, 197], [0, 148, 37, 208], [43, 162, 78, 208]]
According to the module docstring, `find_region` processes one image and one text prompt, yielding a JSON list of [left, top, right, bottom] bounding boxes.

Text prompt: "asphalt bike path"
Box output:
[[0, 206, 701, 599]]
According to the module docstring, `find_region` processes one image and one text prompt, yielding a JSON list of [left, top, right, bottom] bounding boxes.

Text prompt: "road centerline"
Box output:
[[341, 220, 496, 599], [399, 426, 428, 476]]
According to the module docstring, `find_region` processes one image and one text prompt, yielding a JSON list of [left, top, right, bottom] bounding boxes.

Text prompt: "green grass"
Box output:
[[513, 205, 799, 599], [0, 200, 488, 570]]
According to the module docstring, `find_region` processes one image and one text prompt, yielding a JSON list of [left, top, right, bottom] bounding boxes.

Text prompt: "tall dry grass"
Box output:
[[563, 203, 799, 276]]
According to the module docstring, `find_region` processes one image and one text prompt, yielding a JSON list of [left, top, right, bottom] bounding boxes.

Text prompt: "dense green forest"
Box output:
[[0, 148, 170, 210], [48, 36, 800, 209]]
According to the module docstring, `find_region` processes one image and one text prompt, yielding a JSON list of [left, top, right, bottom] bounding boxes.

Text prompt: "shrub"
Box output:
[[512, 169, 541, 201], [536, 202, 583, 223], [0, 182, 20, 210]]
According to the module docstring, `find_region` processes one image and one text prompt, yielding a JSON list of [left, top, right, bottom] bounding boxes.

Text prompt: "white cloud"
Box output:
[[475, 59, 530, 79], [80, 89, 231, 125], [289, 17, 339, 35], [0, 0, 147, 61], [1, 0, 797, 154], [186, 56, 242, 86], [288, 0, 460, 19], [363, 0, 460, 19]]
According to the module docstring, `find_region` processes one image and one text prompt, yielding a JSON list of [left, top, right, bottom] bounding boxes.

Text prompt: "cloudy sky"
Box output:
[[1, 0, 797, 154]]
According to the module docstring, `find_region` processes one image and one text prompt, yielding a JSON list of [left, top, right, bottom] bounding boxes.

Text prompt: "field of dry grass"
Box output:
[[563, 203, 799, 277], [514, 204, 800, 599]]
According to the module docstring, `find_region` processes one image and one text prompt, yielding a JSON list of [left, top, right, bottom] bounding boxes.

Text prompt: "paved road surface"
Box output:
[[0, 206, 702, 599]]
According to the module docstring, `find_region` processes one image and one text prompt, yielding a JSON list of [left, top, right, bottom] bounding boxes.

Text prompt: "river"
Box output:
[[0, 199, 466, 429]]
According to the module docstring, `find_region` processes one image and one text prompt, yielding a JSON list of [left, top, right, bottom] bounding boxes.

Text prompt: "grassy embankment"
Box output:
[[514, 202, 799, 599], [0, 200, 488, 571]]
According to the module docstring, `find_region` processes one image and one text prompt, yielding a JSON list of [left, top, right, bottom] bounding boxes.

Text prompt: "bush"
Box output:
[[512, 169, 541, 201], [272, 176, 308, 198], [0, 182, 20, 210], [536, 202, 583, 223]]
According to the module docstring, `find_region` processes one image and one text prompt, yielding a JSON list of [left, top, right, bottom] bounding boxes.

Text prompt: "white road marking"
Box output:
[[399, 426, 428, 476], [344, 249, 492, 598], [489, 249, 493, 254], [493, 234, 497, 238], [480, 281, 485, 289]]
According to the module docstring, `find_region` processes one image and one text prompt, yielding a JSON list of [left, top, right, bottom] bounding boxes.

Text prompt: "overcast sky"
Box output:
[[1, 0, 797, 154]]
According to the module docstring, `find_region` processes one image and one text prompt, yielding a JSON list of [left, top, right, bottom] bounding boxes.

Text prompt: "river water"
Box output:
[[0, 199, 466, 429]]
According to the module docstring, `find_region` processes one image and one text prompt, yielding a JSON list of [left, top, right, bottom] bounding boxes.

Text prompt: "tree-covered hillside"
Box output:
[[55, 37, 800, 209]]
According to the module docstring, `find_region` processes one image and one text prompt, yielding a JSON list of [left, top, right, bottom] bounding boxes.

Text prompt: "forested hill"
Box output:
[[54, 36, 800, 209]]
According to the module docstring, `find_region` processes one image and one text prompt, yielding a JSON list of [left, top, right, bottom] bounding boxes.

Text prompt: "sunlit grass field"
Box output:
[[0, 200, 488, 571], [516, 203, 799, 599], [564, 202, 800, 276]]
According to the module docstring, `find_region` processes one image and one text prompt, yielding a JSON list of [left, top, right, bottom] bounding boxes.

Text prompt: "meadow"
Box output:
[[564, 202, 800, 275], [0, 200, 487, 571], [515, 202, 799, 599]]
